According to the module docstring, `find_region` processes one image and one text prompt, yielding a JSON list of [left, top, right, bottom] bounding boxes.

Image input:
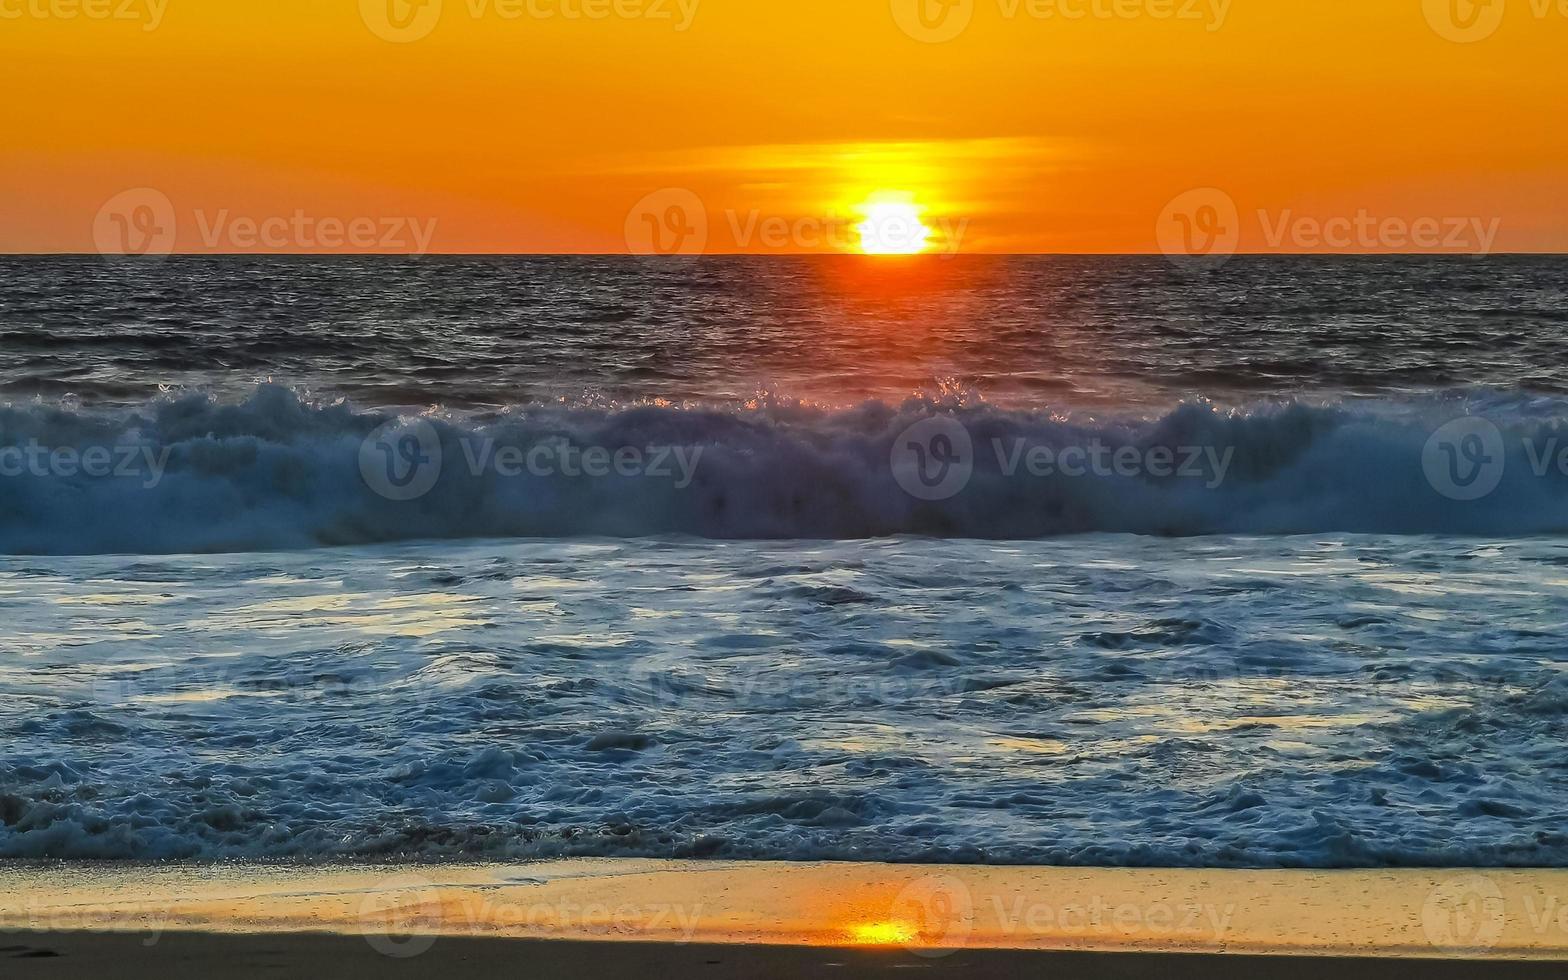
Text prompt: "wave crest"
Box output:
[[1, 386, 1566, 554]]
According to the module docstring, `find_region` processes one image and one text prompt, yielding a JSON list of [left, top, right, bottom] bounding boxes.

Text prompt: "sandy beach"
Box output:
[[3, 860, 1567, 976]]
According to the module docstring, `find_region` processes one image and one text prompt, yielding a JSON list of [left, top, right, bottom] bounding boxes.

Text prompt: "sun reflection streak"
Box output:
[[847, 920, 918, 945]]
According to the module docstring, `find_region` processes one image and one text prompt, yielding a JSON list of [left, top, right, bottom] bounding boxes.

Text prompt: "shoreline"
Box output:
[[3, 860, 1567, 962]]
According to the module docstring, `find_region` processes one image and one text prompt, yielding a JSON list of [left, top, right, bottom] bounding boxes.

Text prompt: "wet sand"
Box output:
[[5, 931, 1568, 979], [2, 860, 1566, 976]]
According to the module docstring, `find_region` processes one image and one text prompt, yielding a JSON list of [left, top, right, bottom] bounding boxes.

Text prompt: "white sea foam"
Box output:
[[1, 386, 1567, 555], [1, 535, 1565, 864]]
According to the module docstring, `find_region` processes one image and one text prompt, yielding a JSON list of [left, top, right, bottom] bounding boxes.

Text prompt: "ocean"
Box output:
[[2, 254, 1567, 866]]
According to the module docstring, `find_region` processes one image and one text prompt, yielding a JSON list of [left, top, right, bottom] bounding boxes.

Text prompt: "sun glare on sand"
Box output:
[[856, 200, 932, 255]]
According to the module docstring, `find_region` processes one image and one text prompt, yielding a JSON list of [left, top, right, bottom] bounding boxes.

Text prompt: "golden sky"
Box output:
[[2, 0, 1565, 254]]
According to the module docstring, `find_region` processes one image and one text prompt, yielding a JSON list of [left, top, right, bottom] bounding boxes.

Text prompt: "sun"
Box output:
[[856, 201, 932, 255]]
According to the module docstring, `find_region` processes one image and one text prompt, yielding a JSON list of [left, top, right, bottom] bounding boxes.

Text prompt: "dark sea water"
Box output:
[[2, 254, 1567, 867], [4, 255, 1567, 409]]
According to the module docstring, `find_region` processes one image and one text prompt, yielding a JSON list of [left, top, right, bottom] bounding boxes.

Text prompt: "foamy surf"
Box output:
[[1, 385, 1566, 555], [3, 534, 1567, 864]]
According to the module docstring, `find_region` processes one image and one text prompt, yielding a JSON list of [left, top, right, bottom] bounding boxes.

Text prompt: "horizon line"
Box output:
[[2, 251, 1564, 259]]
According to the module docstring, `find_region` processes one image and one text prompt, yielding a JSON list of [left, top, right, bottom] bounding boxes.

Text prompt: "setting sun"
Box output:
[[856, 202, 932, 255]]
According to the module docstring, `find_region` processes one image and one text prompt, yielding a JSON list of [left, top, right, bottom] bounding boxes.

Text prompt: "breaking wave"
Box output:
[[2, 385, 1567, 555]]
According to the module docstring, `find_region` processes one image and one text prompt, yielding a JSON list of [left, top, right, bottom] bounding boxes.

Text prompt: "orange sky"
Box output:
[[2, 0, 1565, 254]]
